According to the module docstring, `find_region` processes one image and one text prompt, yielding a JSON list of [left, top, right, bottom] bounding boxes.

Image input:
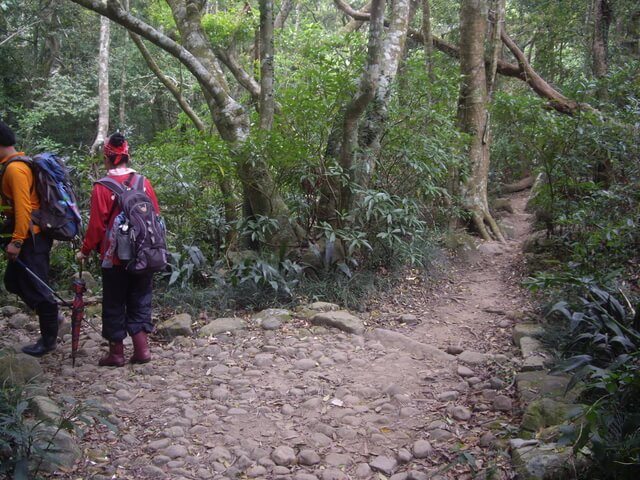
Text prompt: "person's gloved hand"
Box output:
[[6, 240, 22, 262], [76, 251, 87, 263]]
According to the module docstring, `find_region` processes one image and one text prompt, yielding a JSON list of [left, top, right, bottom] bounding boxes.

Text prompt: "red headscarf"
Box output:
[[104, 137, 129, 165]]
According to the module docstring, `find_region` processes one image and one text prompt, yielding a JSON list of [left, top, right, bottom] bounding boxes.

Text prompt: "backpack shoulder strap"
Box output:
[[96, 176, 126, 197], [0, 156, 34, 204], [132, 174, 146, 192]]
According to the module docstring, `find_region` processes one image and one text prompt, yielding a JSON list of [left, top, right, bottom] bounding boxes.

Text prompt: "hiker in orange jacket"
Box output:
[[0, 120, 59, 356]]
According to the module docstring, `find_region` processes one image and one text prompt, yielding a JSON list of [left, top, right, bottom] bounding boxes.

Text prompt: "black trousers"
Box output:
[[101, 266, 154, 341], [4, 233, 55, 308], [4, 233, 59, 340]]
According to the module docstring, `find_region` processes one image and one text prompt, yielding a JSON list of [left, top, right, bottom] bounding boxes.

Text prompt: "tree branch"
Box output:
[[130, 34, 207, 132]]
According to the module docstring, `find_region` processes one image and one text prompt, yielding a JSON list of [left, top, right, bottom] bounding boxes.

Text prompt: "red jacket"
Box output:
[[81, 169, 160, 263]]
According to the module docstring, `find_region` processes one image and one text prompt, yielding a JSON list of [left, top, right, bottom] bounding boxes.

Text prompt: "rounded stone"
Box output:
[[412, 439, 433, 459], [272, 445, 297, 466], [298, 449, 321, 466], [448, 405, 472, 421]]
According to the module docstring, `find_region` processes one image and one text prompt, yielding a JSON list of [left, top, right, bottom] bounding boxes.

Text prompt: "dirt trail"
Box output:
[[1, 191, 533, 480]]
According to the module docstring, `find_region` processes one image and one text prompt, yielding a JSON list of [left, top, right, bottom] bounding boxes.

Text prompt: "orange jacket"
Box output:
[[0, 152, 41, 241]]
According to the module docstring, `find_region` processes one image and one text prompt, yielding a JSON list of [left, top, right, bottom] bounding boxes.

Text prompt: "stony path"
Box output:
[[1, 192, 533, 480]]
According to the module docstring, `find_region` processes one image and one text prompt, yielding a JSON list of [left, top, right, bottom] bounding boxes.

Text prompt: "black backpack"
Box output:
[[0, 153, 82, 241], [97, 174, 167, 274]]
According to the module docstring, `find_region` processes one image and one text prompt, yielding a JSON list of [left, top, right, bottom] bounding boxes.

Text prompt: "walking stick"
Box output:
[[14, 258, 71, 307]]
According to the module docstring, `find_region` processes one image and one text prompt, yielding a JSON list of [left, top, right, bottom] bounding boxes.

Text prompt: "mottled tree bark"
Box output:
[[259, 0, 275, 130], [458, 0, 504, 242], [592, 0, 612, 79], [422, 0, 433, 80], [338, 0, 385, 214], [90, 15, 110, 155], [274, 0, 294, 29], [71, 0, 299, 249]]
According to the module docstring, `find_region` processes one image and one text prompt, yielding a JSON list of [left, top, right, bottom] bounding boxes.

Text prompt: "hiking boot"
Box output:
[[98, 341, 125, 367], [22, 337, 57, 357], [130, 331, 151, 364]]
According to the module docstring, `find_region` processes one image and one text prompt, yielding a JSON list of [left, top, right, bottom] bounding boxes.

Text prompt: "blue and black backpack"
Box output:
[[0, 153, 82, 241]]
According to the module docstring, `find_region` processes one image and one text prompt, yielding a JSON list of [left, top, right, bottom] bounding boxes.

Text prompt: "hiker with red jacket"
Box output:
[[0, 120, 60, 356], [76, 133, 160, 367]]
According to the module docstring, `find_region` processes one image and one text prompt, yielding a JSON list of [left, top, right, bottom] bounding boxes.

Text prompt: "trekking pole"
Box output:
[[14, 258, 71, 307]]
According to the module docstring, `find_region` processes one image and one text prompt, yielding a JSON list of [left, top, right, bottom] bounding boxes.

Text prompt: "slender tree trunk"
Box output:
[[422, 0, 433, 80], [337, 0, 385, 215], [458, 0, 503, 242], [90, 15, 110, 155], [259, 0, 275, 130], [592, 0, 611, 79], [274, 0, 294, 29]]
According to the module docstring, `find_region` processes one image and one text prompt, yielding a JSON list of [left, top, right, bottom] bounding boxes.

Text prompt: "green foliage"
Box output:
[[547, 287, 640, 479], [202, 7, 257, 47], [0, 379, 114, 479]]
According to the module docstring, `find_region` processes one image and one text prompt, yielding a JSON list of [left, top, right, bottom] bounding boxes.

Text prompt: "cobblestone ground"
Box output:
[[1, 192, 533, 480]]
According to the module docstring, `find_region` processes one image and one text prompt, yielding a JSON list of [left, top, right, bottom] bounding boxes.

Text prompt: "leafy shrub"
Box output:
[[547, 286, 640, 479], [0, 380, 114, 479]]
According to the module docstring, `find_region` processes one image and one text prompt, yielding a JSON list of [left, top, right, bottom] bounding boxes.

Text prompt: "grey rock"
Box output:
[[157, 313, 193, 339], [320, 468, 350, 480], [429, 428, 453, 441], [457, 365, 475, 377], [29, 396, 62, 423], [293, 358, 317, 370], [489, 377, 506, 390], [521, 336, 544, 358], [398, 314, 420, 325], [261, 318, 282, 330], [295, 474, 320, 480], [149, 438, 172, 450], [311, 310, 364, 334], [447, 405, 472, 421], [479, 432, 496, 448], [446, 345, 464, 355], [512, 443, 589, 480], [397, 448, 412, 463], [516, 371, 581, 403], [298, 449, 321, 465], [0, 305, 20, 316], [513, 323, 545, 346], [246, 465, 267, 478], [493, 395, 513, 412], [0, 351, 44, 387], [308, 302, 340, 312], [458, 351, 490, 365], [391, 474, 408, 480], [32, 424, 81, 473], [355, 463, 373, 478], [272, 445, 297, 466], [199, 317, 247, 337], [370, 329, 455, 362], [412, 439, 433, 458], [253, 308, 291, 323], [325, 452, 351, 466], [163, 444, 188, 459], [436, 391, 459, 402], [407, 471, 430, 480], [8, 313, 31, 329], [369, 455, 398, 475]]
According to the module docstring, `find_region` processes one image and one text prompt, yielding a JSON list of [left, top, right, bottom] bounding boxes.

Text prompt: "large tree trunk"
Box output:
[[337, 0, 386, 215], [90, 15, 110, 155], [592, 0, 612, 79], [458, 0, 504, 242], [71, 0, 299, 249], [259, 0, 275, 130]]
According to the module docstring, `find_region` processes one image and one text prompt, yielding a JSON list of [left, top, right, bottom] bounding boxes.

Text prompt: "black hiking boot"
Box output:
[[22, 337, 57, 357]]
